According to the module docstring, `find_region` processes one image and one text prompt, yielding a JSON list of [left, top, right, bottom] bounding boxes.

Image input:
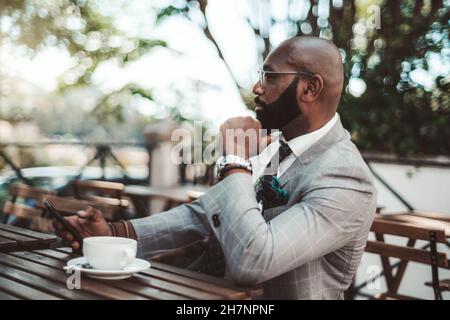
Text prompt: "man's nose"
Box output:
[[253, 81, 264, 96]]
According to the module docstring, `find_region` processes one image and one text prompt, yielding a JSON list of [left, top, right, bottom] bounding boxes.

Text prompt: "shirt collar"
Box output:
[[250, 113, 339, 166], [281, 113, 339, 157]]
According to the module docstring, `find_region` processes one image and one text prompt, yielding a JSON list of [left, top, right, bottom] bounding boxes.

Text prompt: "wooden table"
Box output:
[[124, 185, 208, 217], [0, 247, 260, 300], [0, 224, 57, 252]]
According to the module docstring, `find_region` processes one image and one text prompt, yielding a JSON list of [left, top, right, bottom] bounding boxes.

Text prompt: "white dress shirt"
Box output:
[[250, 113, 339, 184]]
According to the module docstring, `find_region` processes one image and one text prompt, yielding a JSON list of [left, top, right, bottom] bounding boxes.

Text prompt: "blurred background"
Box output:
[[0, 0, 449, 299]]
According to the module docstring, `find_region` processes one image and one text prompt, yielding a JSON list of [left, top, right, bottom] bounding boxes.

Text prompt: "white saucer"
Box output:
[[64, 257, 151, 280]]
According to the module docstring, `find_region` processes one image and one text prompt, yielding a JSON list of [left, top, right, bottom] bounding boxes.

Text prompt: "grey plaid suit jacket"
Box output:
[[131, 118, 377, 300]]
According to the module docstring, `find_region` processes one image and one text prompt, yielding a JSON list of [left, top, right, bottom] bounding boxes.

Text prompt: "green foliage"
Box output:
[[157, 0, 450, 156], [1, 0, 449, 156], [92, 84, 154, 125], [156, 5, 189, 24], [0, 0, 165, 125]]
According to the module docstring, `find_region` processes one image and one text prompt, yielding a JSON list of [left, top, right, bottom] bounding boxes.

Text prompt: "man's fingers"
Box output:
[[58, 230, 73, 242], [77, 206, 103, 221], [52, 220, 64, 231], [77, 207, 94, 219], [71, 241, 80, 250]]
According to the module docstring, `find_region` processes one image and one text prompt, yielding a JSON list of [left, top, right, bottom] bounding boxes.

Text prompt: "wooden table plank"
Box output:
[[15, 250, 190, 300], [9, 251, 160, 300], [0, 275, 61, 300], [56, 247, 257, 298], [0, 229, 40, 246], [33, 248, 77, 260], [0, 252, 148, 300], [139, 267, 248, 299], [49, 248, 256, 299], [0, 290, 20, 300], [378, 214, 450, 236], [30, 249, 217, 300], [0, 236, 17, 250], [0, 224, 57, 242], [151, 261, 262, 298], [0, 224, 58, 252], [29, 248, 255, 300], [388, 211, 450, 223], [129, 273, 223, 300], [0, 263, 100, 300]]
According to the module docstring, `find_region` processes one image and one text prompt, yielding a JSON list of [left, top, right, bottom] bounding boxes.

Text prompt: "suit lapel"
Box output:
[[278, 118, 348, 187]]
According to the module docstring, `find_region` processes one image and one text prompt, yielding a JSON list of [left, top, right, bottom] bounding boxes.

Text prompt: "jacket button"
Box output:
[[212, 214, 220, 227]]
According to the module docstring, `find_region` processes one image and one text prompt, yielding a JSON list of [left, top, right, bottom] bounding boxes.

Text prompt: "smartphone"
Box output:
[[44, 199, 84, 246]]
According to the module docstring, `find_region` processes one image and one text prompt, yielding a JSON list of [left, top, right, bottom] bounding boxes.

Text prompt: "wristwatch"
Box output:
[[216, 155, 252, 179]]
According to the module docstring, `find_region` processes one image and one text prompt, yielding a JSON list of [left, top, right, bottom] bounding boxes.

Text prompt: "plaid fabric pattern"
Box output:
[[190, 140, 295, 276], [131, 118, 377, 299]]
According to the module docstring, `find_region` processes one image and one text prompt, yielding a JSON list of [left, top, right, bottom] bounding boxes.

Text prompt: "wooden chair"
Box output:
[[72, 180, 124, 200], [71, 180, 129, 219], [2, 183, 56, 231], [364, 213, 450, 300], [2, 201, 53, 233]]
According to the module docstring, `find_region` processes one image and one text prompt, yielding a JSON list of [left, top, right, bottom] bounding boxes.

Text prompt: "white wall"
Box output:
[[355, 163, 450, 299]]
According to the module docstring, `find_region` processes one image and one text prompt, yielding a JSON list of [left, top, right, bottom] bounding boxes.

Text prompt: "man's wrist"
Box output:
[[111, 221, 137, 240], [222, 168, 252, 179], [216, 154, 252, 180]]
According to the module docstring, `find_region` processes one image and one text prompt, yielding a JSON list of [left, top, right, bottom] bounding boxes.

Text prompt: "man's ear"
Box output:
[[299, 75, 324, 103]]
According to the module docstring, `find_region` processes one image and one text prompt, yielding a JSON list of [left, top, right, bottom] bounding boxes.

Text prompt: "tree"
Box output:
[[0, 0, 164, 124], [157, 0, 450, 156]]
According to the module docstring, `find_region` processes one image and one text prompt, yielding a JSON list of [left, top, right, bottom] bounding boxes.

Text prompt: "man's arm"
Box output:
[[198, 171, 377, 286], [129, 200, 212, 259]]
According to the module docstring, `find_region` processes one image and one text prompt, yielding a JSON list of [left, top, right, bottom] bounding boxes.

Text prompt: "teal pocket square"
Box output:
[[255, 175, 289, 210]]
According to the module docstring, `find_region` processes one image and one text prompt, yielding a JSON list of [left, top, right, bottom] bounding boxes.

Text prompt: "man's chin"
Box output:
[[256, 113, 271, 131]]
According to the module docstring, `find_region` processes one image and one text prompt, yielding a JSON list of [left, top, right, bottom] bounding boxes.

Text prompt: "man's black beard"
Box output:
[[255, 76, 301, 130]]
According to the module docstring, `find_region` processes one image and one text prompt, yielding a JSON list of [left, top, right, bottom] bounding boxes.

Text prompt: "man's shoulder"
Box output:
[[310, 136, 373, 184]]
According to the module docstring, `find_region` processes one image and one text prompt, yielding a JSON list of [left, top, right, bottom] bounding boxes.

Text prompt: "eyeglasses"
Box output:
[[258, 68, 314, 87]]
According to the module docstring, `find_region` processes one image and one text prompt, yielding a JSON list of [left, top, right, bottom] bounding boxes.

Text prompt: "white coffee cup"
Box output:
[[83, 236, 137, 270]]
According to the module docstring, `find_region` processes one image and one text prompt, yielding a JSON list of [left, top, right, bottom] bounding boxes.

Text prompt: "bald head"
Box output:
[[270, 36, 344, 113]]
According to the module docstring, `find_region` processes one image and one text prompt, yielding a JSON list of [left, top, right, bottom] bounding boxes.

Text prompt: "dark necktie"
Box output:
[[263, 139, 293, 175], [255, 140, 293, 210], [276, 140, 293, 166]]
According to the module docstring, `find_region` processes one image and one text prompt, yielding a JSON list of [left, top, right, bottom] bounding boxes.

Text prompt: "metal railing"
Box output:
[[0, 141, 151, 184]]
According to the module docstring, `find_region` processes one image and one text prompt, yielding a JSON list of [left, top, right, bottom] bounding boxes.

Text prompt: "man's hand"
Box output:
[[219, 116, 273, 159], [53, 206, 111, 251]]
